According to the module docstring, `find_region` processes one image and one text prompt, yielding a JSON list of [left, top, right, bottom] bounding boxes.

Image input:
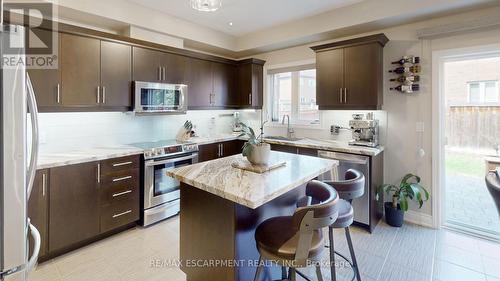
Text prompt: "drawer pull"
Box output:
[[112, 161, 133, 167], [112, 210, 132, 218], [112, 175, 132, 182], [112, 190, 133, 197]]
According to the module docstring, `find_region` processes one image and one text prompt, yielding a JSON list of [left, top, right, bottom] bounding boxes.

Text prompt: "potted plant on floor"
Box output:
[[376, 173, 430, 227], [238, 122, 271, 165]]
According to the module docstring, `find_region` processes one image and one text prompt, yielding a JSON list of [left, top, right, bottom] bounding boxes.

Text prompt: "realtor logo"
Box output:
[[2, 1, 58, 69]]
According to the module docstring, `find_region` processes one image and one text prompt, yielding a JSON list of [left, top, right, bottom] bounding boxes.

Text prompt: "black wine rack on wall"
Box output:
[[389, 56, 421, 93]]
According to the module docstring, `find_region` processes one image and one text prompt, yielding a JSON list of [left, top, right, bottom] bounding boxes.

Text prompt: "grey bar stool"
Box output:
[[486, 170, 500, 216], [254, 180, 340, 281], [324, 169, 365, 281]]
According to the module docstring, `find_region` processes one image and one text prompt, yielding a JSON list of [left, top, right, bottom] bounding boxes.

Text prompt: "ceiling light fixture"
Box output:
[[190, 0, 222, 12], [228, 22, 233, 26]]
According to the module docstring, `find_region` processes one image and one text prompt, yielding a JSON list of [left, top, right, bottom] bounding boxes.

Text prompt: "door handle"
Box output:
[[56, 83, 61, 104], [42, 173, 47, 197], [339, 88, 343, 103], [112, 161, 133, 167], [113, 210, 132, 218], [102, 86, 106, 104], [158, 67, 162, 81], [112, 175, 132, 182], [112, 190, 133, 197], [27, 220, 41, 272], [97, 86, 100, 104], [26, 73, 39, 199], [344, 88, 348, 103], [249, 93, 252, 105], [97, 163, 101, 183], [163, 66, 167, 81]]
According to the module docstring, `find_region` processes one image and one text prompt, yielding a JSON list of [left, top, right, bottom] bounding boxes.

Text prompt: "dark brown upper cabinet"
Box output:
[[27, 28, 61, 110], [60, 33, 101, 107], [100, 40, 132, 109], [187, 57, 213, 108], [132, 47, 163, 82], [132, 46, 189, 84], [237, 59, 265, 108], [212, 62, 237, 107], [28, 170, 49, 259], [311, 33, 388, 110]]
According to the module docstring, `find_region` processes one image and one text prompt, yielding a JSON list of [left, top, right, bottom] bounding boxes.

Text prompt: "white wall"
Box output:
[[38, 110, 258, 152], [250, 9, 500, 216]]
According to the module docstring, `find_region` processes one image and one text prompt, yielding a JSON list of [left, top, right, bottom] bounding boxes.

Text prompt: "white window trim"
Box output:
[[265, 59, 321, 128]]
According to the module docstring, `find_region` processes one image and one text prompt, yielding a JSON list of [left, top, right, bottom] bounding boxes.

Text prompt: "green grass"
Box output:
[[445, 152, 485, 178]]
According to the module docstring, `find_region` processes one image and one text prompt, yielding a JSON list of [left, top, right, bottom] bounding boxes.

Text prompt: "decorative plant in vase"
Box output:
[[238, 121, 270, 165], [376, 173, 430, 227]]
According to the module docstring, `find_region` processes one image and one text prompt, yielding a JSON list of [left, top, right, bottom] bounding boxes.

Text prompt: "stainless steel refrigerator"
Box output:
[[1, 23, 41, 280]]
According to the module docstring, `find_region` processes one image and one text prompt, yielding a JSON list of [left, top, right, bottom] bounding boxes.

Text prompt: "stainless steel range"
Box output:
[[131, 140, 198, 226]]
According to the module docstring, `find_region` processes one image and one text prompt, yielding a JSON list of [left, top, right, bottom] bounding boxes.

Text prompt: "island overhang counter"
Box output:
[[167, 151, 338, 281]]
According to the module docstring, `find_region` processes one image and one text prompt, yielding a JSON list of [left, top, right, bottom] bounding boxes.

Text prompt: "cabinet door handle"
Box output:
[[56, 84, 61, 104], [42, 173, 47, 197], [97, 163, 101, 183], [163, 66, 167, 81], [249, 93, 252, 105], [112, 175, 132, 182], [344, 88, 348, 103], [112, 210, 132, 218], [112, 190, 132, 197], [97, 86, 100, 104], [112, 161, 133, 167], [339, 88, 343, 103], [102, 86, 106, 104], [221, 144, 224, 157], [218, 144, 222, 157]]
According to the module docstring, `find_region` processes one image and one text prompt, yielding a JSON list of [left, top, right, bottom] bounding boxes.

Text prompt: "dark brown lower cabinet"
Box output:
[[44, 155, 140, 257], [28, 170, 49, 258], [49, 162, 101, 253], [198, 140, 243, 162]]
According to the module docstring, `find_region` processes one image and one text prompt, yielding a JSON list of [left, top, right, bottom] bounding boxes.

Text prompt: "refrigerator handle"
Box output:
[[26, 219, 41, 273], [26, 73, 39, 199]]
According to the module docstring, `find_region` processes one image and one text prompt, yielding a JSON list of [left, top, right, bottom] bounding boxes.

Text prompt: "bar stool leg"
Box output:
[[289, 268, 296, 281], [281, 266, 288, 280], [254, 256, 263, 281], [345, 227, 362, 281], [315, 264, 324, 281], [328, 227, 337, 281]]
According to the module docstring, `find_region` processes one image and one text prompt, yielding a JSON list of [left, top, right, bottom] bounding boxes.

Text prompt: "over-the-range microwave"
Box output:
[[134, 81, 187, 114]]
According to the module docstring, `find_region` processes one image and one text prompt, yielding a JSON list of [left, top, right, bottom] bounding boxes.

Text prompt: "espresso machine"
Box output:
[[348, 113, 379, 147]]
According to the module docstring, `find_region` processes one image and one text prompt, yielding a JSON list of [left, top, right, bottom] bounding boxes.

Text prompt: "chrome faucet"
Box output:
[[281, 115, 294, 139]]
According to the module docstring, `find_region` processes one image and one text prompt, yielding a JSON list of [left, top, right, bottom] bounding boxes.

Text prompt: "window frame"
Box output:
[[267, 63, 320, 127], [467, 80, 499, 104]]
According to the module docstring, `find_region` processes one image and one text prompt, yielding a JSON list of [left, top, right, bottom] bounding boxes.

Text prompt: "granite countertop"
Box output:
[[166, 151, 338, 209], [37, 133, 382, 170], [262, 138, 384, 156], [37, 145, 143, 170]]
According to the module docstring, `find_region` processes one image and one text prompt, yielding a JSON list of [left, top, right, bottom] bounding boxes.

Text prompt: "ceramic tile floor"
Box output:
[[28, 216, 500, 281]]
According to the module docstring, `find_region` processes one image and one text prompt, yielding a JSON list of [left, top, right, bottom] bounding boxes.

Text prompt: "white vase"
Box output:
[[246, 143, 271, 165]]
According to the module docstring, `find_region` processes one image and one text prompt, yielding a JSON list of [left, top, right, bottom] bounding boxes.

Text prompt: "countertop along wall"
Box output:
[[248, 6, 500, 221]]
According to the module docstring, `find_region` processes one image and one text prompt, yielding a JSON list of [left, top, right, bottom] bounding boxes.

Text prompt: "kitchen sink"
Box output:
[[265, 136, 303, 142]]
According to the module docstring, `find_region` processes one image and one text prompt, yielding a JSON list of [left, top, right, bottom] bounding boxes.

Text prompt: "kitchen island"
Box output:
[[167, 151, 338, 281]]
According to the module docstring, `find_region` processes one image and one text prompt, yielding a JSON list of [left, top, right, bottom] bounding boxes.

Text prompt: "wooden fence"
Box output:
[[446, 106, 500, 150]]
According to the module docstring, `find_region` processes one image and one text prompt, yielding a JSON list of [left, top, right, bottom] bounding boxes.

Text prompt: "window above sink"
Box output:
[[267, 62, 321, 126]]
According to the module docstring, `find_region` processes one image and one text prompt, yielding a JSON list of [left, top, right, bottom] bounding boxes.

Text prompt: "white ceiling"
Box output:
[[127, 0, 364, 36]]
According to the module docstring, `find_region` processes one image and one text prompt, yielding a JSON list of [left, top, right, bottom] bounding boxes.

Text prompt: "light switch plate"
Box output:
[[416, 122, 425, 133]]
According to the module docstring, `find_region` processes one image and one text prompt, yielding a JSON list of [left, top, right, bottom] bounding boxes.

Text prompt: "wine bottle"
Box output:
[[391, 56, 420, 65], [390, 84, 420, 93], [390, 75, 420, 83], [389, 65, 421, 74]]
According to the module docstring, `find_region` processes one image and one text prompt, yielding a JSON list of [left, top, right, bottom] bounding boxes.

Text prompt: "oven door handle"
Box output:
[[145, 153, 198, 167]]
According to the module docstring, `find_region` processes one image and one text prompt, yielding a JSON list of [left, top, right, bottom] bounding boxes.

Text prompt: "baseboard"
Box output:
[[404, 210, 435, 228]]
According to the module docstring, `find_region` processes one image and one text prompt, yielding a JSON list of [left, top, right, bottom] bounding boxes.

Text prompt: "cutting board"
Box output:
[[231, 159, 287, 174]]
